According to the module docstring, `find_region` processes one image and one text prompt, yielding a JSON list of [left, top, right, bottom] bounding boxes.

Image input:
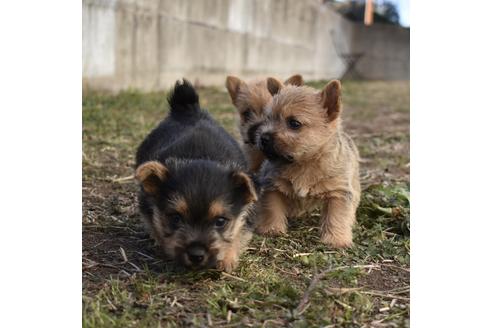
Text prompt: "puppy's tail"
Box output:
[[168, 79, 201, 120]]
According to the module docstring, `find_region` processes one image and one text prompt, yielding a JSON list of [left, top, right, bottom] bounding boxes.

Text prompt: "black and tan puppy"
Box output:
[[135, 80, 258, 272]]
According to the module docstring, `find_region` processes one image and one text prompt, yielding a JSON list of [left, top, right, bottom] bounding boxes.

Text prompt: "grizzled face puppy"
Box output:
[[135, 79, 257, 272], [258, 79, 345, 163], [225, 75, 303, 172], [254, 78, 361, 249]]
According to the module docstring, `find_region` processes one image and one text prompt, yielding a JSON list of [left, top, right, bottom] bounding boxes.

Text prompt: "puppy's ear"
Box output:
[[135, 161, 168, 195], [320, 80, 342, 122], [225, 76, 246, 106], [267, 77, 284, 96], [284, 74, 304, 86], [231, 171, 258, 204]]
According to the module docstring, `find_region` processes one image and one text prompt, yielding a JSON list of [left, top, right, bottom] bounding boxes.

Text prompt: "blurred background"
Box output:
[[82, 0, 409, 91]]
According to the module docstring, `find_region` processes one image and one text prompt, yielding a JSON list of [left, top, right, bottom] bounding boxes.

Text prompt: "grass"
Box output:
[[83, 80, 410, 327]]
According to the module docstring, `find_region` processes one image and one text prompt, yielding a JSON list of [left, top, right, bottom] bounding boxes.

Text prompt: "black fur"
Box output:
[[136, 79, 246, 168], [167, 79, 199, 120], [135, 80, 258, 269], [246, 121, 263, 145]]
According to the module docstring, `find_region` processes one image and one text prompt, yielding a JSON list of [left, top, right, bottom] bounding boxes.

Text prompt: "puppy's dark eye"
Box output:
[[169, 214, 182, 230], [214, 217, 229, 228], [287, 118, 302, 130], [242, 109, 253, 121]]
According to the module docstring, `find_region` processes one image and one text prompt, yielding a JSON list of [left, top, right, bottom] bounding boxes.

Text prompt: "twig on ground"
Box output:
[[353, 264, 380, 270], [106, 297, 117, 311], [385, 286, 410, 294], [293, 252, 313, 258], [296, 264, 378, 314], [380, 263, 410, 272], [89, 239, 109, 249], [111, 175, 135, 183], [261, 319, 286, 328], [83, 260, 120, 270], [135, 251, 155, 260], [83, 224, 140, 234], [376, 309, 407, 323], [259, 238, 267, 253], [273, 265, 298, 277], [119, 247, 128, 262], [335, 299, 353, 310], [360, 290, 410, 301], [221, 272, 247, 282], [128, 262, 142, 272], [295, 265, 347, 314], [118, 270, 131, 277], [325, 286, 362, 295]]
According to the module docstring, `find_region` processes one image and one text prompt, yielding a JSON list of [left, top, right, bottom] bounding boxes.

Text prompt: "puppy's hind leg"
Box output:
[[255, 190, 289, 236], [320, 191, 356, 248]]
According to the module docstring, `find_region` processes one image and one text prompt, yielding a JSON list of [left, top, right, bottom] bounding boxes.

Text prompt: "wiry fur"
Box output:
[[135, 79, 258, 272], [225, 75, 303, 172], [255, 79, 360, 248]]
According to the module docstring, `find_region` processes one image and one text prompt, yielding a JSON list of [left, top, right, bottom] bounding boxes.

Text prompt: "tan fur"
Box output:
[[151, 210, 177, 257], [247, 147, 265, 172], [284, 74, 304, 87], [211, 209, 252, 273], [216, 232, 242, 273], [256, 80, 360, 248], [255, 190, 289, 235], [225, 75, 303, 172], [232, 171, 258, 203], [135, 161, 168, 194], [208, 199, 226, 220], [170, 196, 189, 217]]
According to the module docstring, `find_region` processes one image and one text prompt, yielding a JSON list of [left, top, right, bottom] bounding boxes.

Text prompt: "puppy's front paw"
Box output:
[[255, 221, 287, 236], [216, 257, 238, 273], [320, 231, 353, 248]]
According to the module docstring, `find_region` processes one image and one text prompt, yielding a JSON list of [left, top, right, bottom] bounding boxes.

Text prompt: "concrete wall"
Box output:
[[82, 0, 409, 91], [351, 23, 410, 80]]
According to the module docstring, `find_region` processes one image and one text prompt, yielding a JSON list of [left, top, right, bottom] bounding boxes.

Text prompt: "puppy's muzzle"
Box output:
[[185, 243, 208, 266], [259, 132, 294, 163]]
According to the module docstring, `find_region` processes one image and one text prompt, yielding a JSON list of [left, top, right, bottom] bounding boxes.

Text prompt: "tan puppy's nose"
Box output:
[[260, 133, 272, 148]]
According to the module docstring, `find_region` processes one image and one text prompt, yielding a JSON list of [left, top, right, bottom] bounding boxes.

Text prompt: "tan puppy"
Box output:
[[225, 75, 303, 172], [255, 78, 360, 248]]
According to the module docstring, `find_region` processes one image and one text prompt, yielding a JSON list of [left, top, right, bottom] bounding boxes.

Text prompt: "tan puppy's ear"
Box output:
[[231, 171, 258, 204], [135, 161, 168, 195], [266, 77, 284, 96], [225, 76, 246, 106], [284, 74, 304, 86], [320, 80, 342, 122]]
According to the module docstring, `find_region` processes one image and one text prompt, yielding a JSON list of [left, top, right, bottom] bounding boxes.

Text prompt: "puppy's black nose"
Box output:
[[260, 133, 272, 148], [186, 245, 206, 265]]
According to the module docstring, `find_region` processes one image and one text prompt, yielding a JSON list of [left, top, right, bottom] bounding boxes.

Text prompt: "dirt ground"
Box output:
[[83, 80, 409, 327]]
